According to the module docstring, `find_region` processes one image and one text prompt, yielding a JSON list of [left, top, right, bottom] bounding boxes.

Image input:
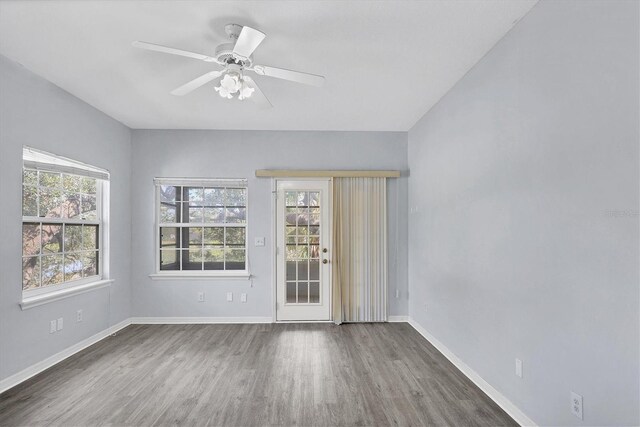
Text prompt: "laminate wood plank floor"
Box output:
[[0, 323, 516, 426]]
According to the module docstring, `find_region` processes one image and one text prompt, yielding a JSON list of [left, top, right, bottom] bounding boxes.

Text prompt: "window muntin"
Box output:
[[157, 183, 248, 273], [22, 168, 101, 293]]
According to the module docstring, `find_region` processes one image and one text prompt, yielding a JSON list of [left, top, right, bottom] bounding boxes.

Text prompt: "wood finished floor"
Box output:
[[0, 323, 516, 426]]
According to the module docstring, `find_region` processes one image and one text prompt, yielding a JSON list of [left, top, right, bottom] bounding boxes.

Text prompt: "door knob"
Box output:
[[323, 259, 329, 264]]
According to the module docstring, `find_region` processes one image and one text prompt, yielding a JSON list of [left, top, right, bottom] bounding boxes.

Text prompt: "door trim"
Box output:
[[272, 178, 332, 323]]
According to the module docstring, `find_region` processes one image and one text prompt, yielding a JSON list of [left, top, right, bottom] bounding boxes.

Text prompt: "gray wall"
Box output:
[[407, 0, 639, 425], [0, 55, 132, 381], [130, 130, 408, 319]]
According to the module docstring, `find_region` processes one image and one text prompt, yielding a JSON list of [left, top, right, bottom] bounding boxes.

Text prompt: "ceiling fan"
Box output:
[[132, 24, 325, 107]]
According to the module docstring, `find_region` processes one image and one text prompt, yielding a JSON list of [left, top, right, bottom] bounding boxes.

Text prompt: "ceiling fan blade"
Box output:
[[252, 65, 324, 87], [132, 41, 217, 62], [232, 26, 266, 59], [170, 71, 224, 96], [243, 76, 272, 108]]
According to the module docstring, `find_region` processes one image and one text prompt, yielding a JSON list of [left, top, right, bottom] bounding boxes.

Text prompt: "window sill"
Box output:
[[149, 272, 251, 281], [20, 279, 114, 310]]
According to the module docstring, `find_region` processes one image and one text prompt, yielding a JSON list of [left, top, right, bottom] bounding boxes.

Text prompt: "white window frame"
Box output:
[[151, 178, 250, 279], [21, 147, 111, 306]]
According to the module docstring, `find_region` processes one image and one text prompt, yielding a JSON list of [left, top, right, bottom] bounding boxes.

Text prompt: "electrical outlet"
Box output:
[[57, 317, 64, 331], [50, 320, 57, 334], [515, 358, 523, 378], [198, 292, 205, 302], [226, 292, 233, 302], [571, 391, 583, 420], [76, 309, 83, 322], [255, 237, 265, 247], [241, 293, 247, 303], [395, 289, 400, 299]]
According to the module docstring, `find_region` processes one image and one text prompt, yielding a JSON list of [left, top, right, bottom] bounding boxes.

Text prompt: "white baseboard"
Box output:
[[388, 315, 409, 322], [407, 318, 537, 427], [0, 318, 131, 395], [130, 316, 273, 324]]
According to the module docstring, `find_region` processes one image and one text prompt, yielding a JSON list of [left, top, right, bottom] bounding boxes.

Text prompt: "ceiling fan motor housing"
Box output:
[[215, 42, 253, 67]]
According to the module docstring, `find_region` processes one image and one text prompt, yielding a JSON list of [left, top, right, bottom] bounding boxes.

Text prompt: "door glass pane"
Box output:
[[298, 282, 309, 303], [297, 261, 308, 280], [286, 261, 296, 280], [285, 191, 297, 207], [283, 189, 322, 306], [309, 282, 320, 303], [309, 260, 320, 281], [286, 282, 296, 303]]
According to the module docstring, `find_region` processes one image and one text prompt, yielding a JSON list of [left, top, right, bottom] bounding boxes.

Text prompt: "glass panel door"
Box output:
[[276, 180, 331, 321]]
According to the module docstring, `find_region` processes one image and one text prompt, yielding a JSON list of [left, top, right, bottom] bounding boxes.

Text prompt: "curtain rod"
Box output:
[[255, 170, 401, 178]]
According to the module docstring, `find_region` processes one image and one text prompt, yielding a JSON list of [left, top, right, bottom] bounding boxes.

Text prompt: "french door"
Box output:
[[276, 180, 331, 321]]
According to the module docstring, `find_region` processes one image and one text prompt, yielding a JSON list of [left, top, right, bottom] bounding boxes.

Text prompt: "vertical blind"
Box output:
[[332, 177, 388, 323]]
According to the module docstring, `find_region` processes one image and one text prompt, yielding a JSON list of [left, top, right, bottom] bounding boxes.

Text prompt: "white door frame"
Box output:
[[271, 178, 332, 322]]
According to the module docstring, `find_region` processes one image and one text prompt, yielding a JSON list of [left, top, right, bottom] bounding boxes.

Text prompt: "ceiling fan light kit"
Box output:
[[132, 23, 325, 107]]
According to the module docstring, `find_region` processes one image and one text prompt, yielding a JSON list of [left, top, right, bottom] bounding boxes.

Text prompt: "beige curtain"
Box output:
[[332, 177, 387, 324]]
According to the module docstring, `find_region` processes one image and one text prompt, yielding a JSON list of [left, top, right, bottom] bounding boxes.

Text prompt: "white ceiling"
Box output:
[[0, 1, 537, 131]]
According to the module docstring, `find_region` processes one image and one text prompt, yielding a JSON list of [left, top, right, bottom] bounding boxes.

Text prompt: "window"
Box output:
[[22, 147, 109, 297], [155, 178, 248, 275]]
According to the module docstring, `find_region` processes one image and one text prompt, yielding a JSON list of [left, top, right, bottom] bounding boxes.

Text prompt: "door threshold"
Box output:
[[275, 320, 334, 324]]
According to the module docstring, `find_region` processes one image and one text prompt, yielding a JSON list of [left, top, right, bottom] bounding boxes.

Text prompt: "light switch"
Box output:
[[226, 292, 233, 302], [241, 293, 247, 303], [255, 237, 265, 247]]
